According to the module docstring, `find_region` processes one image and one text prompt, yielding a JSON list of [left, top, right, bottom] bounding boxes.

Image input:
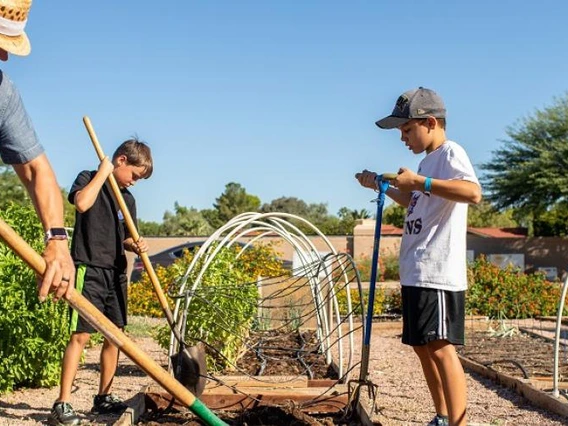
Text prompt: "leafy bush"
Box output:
[[129, 243, 287, 317], [0, 203, 70, 394], [355, 250, 399, 282], [467, 255, 564, 319], [336, 287, 388, 316], [381, 251, 400, 281], [129, 242, 287, 371]]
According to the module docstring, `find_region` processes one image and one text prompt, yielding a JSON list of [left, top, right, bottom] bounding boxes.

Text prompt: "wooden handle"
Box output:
[[0, 217, 197, 407], [380, 172, 398, 180], [82, 117, 175, 326], [355, 172, 398, 181]]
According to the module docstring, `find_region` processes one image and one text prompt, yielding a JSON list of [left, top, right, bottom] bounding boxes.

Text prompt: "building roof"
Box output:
[[381, 224, 404, 236], [467, 227, 528, 238]]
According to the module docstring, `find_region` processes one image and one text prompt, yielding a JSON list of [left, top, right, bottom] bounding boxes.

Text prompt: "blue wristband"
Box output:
[[424, 177, 432, 193]]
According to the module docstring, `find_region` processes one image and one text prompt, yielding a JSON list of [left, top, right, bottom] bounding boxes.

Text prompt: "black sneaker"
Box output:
[[91, 393, 128, 414], [427, 415, 449, 426], [48, 402, 80, 425]]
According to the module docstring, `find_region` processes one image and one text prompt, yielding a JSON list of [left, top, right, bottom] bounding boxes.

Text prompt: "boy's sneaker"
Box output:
[[428, 415, 449, 426], [91, 393, 128, 414], [48, 402, 80, 425]]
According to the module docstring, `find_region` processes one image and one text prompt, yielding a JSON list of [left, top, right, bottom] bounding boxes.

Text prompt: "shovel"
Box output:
[[347, 172, 395, 416], [0, 217, 226, 425], [83, 116, 207, 397]]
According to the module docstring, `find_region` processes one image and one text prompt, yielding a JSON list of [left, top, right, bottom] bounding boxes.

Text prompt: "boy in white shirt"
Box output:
[[356, 87, 481, 426]]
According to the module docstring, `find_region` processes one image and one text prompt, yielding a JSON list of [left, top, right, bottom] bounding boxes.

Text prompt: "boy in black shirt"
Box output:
[[49, 139, 153, 425]]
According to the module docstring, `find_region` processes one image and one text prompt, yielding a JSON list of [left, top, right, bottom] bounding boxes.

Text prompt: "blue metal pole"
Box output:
[[361, 175, 390, 377]]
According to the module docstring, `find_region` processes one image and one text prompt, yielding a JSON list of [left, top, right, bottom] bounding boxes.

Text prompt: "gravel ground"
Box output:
[[0, 321, 567, 425]]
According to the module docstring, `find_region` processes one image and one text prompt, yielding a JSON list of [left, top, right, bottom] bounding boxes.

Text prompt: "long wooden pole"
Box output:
[[0, 218, 227, 426]]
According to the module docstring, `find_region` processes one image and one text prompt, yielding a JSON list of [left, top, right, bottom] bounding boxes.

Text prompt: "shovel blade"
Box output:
[[171, 343, 207, 397]]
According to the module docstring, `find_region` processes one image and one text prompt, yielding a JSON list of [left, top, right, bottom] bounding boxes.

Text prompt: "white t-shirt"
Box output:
[[399, 140, 479, 291]]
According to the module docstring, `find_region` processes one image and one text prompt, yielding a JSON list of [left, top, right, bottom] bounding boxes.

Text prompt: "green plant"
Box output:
[[132, 243, 287, 372], [336, 287, 388, 316], [381, 251, 400, 281], [129, 242, 287, 318], [354, 254, 385, 282], [354, 250, 399, 282], [0, 203, 70, 394], [467, 255, 564, 319]]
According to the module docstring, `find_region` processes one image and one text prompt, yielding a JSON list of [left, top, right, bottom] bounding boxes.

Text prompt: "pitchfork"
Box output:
[[346, 172, 395, 419]]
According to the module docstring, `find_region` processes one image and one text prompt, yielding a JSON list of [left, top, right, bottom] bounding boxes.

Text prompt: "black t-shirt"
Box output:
[[68, 170, 136, 272]]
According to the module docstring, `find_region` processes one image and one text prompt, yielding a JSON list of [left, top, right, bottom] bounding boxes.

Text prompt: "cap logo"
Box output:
[[417, 108, 426, 115], [395, 94, 409, 113]]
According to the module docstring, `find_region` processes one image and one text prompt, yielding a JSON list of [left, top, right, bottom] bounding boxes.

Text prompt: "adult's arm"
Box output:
[[13, 153, 75, 302]]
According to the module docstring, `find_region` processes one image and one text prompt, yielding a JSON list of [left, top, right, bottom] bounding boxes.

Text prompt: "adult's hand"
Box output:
[[38, 239, 75, 302], [13, 155, 76, 302]]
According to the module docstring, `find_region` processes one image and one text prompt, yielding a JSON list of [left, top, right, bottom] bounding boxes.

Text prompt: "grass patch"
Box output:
[[126, 315, 167, 338]]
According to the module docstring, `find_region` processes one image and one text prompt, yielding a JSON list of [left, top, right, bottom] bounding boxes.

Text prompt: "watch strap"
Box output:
[[44, 227, 69, 244]]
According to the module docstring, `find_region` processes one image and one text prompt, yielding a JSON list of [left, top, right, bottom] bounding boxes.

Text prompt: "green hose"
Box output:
[[190, 399, 229, 426]]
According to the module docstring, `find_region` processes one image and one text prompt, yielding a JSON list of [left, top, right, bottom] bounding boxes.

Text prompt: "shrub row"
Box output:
[[0, 204, 70, 394]]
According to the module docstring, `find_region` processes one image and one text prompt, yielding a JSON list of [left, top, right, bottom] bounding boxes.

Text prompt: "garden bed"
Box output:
[[219, 329, 339, 379], [459, 320, 568, 381], [137, 402, 366, 425], [134, 328, 373, 425]]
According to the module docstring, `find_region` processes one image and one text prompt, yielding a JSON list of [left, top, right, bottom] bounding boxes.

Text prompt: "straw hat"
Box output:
[[0, 0, 31, 56]]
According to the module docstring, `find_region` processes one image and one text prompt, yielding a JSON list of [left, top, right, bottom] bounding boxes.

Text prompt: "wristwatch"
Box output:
[[44, 228, 69, 244]]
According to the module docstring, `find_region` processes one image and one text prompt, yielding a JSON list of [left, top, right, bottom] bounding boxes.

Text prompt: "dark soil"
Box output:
[[221, 329, 338, 380], [458, 329, 568, 379], [138, 404, 357, 426]]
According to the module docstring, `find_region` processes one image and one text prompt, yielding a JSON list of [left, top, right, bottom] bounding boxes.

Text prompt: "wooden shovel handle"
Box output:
[[82, 117, 175, 326]]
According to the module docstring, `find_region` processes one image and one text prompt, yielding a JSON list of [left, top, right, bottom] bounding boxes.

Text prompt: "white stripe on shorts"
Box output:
[[437, 290, 447, 339]]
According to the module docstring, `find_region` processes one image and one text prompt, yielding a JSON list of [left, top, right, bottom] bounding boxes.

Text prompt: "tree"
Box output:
[[161, 202, 214, 236], [211, 182, 261, 228], [338, 207, 371, 221], [260, 197, 309, 216], [61, 188, 75, 228], [0, 164, 29, 209], [138, 219, 162, 236], [334, 207, 372, 235], [480, 93, 568, 235], [467, 200, 518, 228], [383, 204, 406, 228], [532, 204, 568, 236], [1, 164, 75, 228]]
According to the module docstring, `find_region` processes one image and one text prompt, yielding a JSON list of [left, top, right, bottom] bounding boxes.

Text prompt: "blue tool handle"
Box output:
[[363, 174, 390, 346]]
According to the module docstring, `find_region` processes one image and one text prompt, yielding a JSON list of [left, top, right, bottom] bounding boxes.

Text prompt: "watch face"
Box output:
[[46, 228, 68, 240]]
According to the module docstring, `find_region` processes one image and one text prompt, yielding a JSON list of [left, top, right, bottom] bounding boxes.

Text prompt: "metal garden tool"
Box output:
[[83, 116, 207, 397], [0, 217, 226, 426], [347, 172, 395, 417]]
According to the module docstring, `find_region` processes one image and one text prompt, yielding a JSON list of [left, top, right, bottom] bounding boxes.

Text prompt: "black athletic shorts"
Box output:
[[70, 264, 128, 334], [401, 286, 465, 346]]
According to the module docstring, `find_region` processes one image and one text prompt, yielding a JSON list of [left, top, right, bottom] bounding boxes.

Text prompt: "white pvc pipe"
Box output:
[[553, 272, 568, 397], [169, 212, 357, 382]]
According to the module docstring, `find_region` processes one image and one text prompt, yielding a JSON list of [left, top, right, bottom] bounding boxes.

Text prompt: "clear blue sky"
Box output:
[[4, 1, 568, 222]]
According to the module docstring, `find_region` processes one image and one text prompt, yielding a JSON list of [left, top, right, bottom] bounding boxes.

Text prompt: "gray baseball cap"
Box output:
[[375, 87, 446, 129]]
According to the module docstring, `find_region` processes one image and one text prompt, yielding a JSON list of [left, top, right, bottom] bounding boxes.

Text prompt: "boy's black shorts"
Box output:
[[70, 264, 128, 334], [401, 286, 465, 346]]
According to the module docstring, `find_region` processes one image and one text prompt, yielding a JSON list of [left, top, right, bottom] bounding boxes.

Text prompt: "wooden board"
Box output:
[[206, 375, 308, 389], [145, 384, 348, 413]]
